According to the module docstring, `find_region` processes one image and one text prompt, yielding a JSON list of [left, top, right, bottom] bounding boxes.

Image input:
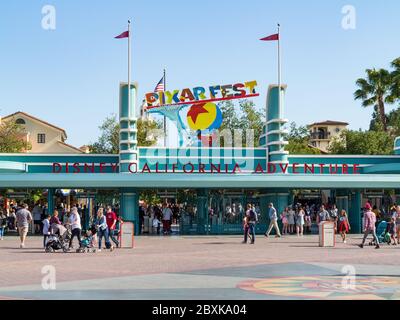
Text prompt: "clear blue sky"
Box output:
[[1, 0, 400, 147]]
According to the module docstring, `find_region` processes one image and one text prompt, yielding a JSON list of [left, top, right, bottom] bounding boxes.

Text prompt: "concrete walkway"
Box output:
[[0, 234, 399, 300]]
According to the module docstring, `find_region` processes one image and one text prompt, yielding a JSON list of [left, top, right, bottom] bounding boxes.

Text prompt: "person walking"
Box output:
[[68, 207, 82, 250], [0, 210, 7, 240], [242, 204, 257, 244], [96, 208, 113, 252], [16, 204, 32, 248], [338, 210, 350, 243], [265, 203, 281, 238], [330, 204, 339, 231], [359, 203, 380, 249], [106, 206, 119, 248]]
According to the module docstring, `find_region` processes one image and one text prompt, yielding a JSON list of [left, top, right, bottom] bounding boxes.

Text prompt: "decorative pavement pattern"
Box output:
[[1, 235, 400, 300]]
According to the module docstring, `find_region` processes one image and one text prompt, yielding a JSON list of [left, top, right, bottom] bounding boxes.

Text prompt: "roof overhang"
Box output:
[[0, 161, 27, 173], [0, 173, 399, 189]]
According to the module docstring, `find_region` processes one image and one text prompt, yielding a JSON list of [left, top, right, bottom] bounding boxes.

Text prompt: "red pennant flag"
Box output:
[[115, 31, 129, 39], [260, 33, 279, 41]]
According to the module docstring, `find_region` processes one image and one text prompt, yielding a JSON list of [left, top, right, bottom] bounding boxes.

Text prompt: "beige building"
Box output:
[[1, 111, 84, 154], [308, 120, 349, 153]]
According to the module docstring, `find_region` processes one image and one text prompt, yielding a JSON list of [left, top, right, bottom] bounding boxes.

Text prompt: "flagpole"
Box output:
[[128, 20, 131, 119], [277, 23, 282, 119], [163, 68, 167, 147]]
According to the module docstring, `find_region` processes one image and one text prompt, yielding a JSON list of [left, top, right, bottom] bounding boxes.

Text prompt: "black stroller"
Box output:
[[45, 224, 71, 253]]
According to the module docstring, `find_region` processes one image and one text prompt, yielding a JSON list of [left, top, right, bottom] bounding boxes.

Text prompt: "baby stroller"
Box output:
[[76, 225, 97, 253], [368, 221, 387, 246], [45, 224, 71, 253]]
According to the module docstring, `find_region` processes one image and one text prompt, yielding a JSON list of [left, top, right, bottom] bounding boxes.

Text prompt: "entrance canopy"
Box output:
[[0, 161, 27, 173], [1, 173, 400, 189]]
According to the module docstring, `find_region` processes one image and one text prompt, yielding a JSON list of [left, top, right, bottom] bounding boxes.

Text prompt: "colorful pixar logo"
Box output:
[[144, 81, 259, 147]]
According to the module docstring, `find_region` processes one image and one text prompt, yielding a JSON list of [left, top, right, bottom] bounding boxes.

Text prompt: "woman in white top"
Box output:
[[296, 207, 305, 237], [68, 207, 82, 250]]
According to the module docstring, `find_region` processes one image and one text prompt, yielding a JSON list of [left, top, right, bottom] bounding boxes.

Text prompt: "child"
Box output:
[[338, 210, 350, 243], [152, 216, 161, 235], [42, 214, 51, 248]]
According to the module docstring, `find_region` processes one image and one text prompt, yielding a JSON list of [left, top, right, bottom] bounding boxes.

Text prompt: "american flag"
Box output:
[[154, 76, 165, 92]]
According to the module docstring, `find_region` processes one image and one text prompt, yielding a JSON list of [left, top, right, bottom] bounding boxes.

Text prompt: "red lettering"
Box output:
[[84, 163, 95, 173], [279, 163, 288, 174], [353, 164, 361, 174], [111, 163, 118, 173], [172, 163, 178, 173], [52, 163, 62, 173], [342, 164, 349, 174], [255, 163, 265, 174], [232, 163, 242, 174], [99, 163, 106, 173], [65, 162, 69, 173], [305, 164, 315, 174], [292, 163, 300, 174], [199, 163, 206, 173], [183, 163, 194, 174], [141, 163, 150, 173], [73, 163, 80, 174], [319, 164, 325, 174], [211, 164, 221, 174], [268, 163, 277, 174], [329, 164, 339, 174], [128, 163, 137, 173]]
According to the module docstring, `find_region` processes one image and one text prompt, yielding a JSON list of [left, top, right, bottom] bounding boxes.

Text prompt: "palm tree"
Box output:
[[354, 68, 393, 132], [390, 58, 400, 101]]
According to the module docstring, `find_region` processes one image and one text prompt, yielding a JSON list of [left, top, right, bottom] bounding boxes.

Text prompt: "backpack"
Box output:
[[248, 210, 257, 223]]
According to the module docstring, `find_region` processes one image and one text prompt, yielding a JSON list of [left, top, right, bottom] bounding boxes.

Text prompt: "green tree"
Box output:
[[238, 100, 264, 147], [329, 130, 393, 155], [137, 118, 163, 147], [89, 115, 120, 154], [391, 57, 400, 100], [0, 120, 31, 153], [284, 122, 321, 155], [218, 99, 265, 147], [89, 114, 162, 153], [354, 68, 394, 132]]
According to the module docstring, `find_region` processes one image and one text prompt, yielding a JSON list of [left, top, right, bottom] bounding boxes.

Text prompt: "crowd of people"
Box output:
[[0, 201, 123, 252], [242, 201, 400, 248], [138, 202, 180, 235]]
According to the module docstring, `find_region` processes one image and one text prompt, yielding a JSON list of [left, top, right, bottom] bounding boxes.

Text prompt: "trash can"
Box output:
[[319, 221, 335, 247], [120, 222, 134, 248]]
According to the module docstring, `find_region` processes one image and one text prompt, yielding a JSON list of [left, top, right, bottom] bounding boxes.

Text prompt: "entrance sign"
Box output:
[[144, 80, 259, 147], [145, 80, 259, 108]]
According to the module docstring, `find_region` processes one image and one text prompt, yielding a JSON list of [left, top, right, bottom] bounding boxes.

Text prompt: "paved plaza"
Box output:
[[1, 234, 400, 300]]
